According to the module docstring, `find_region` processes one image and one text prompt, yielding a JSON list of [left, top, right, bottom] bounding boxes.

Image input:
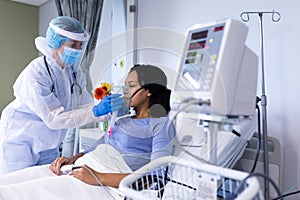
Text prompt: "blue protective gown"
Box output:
[[88, 117, 175, 171], [0, 56, 104, 174]]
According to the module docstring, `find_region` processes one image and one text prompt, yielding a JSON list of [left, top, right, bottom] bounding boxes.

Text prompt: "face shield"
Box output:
[[35, 21, 90, 72], [48, 22, 90, 71]]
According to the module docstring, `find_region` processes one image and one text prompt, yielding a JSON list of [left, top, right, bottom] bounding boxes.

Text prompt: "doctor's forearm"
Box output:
[[44, 103, 108, 129]]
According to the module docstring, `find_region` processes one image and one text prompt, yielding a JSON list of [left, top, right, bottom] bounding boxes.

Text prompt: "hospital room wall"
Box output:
[[136, 0, 300, 196], [0, 1, 38, 113]]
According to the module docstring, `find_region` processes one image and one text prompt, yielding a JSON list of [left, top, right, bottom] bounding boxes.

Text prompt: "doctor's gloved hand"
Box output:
[[93, 93, 125, 117]]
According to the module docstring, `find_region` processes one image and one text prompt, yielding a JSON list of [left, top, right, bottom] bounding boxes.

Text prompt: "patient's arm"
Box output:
[[71, 165, 129, 188], [49, 153, 84, 175]]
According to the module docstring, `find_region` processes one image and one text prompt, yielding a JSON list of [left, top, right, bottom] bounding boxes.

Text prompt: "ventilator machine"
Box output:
[[172, 18, 258, 117]]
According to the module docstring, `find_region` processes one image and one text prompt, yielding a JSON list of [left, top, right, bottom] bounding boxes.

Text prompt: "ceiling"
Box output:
[[11, 0, 49, 7]]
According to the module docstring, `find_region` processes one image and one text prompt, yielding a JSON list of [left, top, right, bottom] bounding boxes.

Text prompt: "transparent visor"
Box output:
[[49, 22, 90, 71], [49, 22, 90, 42]]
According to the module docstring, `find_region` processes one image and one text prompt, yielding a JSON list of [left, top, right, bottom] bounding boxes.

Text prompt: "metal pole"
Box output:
[[240, 10, 281, 200], [258, 12, 270, 200]]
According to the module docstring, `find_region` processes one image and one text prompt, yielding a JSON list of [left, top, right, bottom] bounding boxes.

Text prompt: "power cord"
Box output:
[[250, 98, 262, 173], [233, 172, 282, 199], [273, 190, 300, 200], [273, 179, 300, 200]]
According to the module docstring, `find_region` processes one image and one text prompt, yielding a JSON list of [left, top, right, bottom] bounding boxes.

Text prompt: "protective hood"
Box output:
[[35, 36, 53, 58]]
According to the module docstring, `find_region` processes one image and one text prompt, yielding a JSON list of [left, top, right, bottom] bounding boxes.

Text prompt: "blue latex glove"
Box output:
[[93, 94, 125, 117]]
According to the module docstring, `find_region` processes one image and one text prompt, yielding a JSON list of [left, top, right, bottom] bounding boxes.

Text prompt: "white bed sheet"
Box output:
[[0, 144, 132, 200]]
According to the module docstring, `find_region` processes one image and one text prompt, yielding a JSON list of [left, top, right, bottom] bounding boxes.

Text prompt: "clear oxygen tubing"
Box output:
[[166, 97, 211, 164], [105, 83, 121, 142], [82, 165, 120, 200], [103, 86, 153, 168], [105, 86, 143, 142], [107, 111, 118, 139]]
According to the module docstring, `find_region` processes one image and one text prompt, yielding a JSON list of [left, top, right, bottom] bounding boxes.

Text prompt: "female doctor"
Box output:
[[0, 16, 123, 175]]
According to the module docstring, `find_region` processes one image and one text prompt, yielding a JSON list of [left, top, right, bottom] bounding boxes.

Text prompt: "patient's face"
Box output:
[[125, 70, 149, 109]]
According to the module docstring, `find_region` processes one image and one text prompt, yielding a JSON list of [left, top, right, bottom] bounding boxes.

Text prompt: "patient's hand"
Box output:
[[49, 156, 73, 175], [49, 153, 84, 175], [70, 165, 100, 186], [71, 165, 129, 187]]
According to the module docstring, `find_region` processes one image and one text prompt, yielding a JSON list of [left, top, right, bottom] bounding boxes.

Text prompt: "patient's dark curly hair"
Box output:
[[129, 64, 171, 117]]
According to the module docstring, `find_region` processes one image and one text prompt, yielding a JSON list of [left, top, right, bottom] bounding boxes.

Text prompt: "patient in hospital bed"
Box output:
[[0, 64, 175, 200]]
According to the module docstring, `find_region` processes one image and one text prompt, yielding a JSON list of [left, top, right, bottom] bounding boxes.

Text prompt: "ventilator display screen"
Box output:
[[188, 41, 206, 50], [187, 51, 197, 57], [214, 26, 224, 32], [191, 30, 208, 40]]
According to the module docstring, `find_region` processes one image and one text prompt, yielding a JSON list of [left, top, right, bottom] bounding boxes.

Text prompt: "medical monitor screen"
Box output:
[[176, 23, 225, 92], [173, 19, 258, 116], [191, 30, 208, 40]]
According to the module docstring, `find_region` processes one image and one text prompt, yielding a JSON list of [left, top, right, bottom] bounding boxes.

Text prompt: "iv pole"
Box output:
[[240, 10, 281, 200]]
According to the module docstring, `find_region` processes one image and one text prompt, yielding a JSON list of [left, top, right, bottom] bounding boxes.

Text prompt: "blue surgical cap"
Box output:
[[46, 16, 85, 49]]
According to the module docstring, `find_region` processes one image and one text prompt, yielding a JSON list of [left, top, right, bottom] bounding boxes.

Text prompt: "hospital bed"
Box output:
[[79, 112, 257, 168], [78, 114, 259, 199]]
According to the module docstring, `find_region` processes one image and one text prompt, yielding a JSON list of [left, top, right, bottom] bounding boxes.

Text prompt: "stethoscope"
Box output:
[[43, 56, 82, 98]]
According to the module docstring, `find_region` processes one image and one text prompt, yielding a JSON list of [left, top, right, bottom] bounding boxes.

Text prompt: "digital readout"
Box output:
[[188, 41, 206, 50], [214, 26, 224, 32], [187, 51, 197, 57], [191, 30, 208, 40], [185, 58, 195, 64]]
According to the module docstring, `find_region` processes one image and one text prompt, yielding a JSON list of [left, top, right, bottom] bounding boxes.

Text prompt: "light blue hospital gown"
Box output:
[[88, 116, 175, 171]]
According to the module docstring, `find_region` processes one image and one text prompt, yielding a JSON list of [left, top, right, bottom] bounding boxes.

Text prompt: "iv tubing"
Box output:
[[107, 111, 118, 138]]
